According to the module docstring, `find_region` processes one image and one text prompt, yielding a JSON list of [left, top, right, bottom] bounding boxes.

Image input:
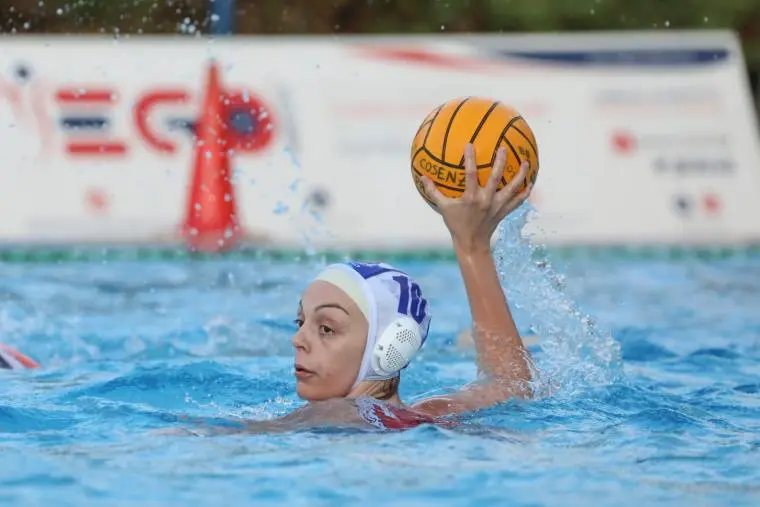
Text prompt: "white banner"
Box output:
[[0, 31, 759, 250]]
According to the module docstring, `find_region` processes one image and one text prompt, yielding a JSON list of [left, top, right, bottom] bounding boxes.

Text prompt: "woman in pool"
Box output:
[[194, 144, 535, 434]]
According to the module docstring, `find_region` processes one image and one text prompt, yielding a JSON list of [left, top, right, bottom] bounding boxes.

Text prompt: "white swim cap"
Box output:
[[314, 261, 432, 389]]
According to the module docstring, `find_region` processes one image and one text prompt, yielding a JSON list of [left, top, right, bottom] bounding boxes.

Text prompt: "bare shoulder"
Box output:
[[411, 396, 462, 418], [273, 398, 367, 429], [302, 398, 365, 422]]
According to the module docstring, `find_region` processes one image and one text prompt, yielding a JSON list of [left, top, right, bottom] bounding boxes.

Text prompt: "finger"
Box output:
[[462, 143, 479, 199], [495, 159, 530, 207], [499, 182, 533, 216], [421, 175, 447, 207], [484, 147, 506, 196]]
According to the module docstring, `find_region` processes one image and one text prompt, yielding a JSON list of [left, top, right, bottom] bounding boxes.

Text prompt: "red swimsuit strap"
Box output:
[[355, 397, 437, 430]]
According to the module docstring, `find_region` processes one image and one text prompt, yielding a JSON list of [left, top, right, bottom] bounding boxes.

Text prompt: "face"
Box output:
[[292, 280, 369, 401]]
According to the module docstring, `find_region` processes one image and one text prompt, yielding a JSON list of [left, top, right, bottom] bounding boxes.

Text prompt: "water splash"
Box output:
[[493, 204, 624, 397]]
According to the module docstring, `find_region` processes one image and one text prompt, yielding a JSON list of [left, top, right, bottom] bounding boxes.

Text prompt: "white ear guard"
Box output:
[[371, 315, 423, 376]]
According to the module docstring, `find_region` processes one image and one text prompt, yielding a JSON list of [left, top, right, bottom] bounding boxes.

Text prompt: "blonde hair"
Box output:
[[367, 375, 400, 401]]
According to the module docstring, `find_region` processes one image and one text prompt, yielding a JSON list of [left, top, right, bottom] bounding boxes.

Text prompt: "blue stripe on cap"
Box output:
[[347, 262, 400, 280]]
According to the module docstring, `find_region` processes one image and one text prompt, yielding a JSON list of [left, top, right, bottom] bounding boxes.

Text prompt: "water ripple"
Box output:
[[0, 251, 758, 506]]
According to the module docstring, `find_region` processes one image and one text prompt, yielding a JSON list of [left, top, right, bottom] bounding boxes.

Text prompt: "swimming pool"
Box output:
[[1, 222, 759, 506]]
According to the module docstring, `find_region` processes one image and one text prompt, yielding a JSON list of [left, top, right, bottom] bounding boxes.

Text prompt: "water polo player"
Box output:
[[186, 144, 536, 434]]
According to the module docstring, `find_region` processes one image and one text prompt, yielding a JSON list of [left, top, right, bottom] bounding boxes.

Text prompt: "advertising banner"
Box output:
[[1, 31, 758, 250]]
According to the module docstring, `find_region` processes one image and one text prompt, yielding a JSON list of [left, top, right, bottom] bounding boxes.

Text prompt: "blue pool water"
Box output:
[[1, 230, 759, 505]]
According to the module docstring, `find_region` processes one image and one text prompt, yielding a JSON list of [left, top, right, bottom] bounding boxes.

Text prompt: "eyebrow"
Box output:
[[317, 303, 350, 315], [297, 301, 350, 315]]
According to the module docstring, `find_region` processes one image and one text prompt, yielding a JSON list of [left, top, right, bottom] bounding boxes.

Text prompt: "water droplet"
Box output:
[[224, 193, 232, 202], [56, 8, 63, 15], [308, 208, 324, 223], [664, 20, 670, 28], [273, 201, 289, 215], [284, 145, 301, 168]]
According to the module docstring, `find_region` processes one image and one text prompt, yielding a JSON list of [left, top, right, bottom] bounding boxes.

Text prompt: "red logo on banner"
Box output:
[[703, 193, 722, 214], [611, 130, 637, 155], [1, 62, 278, 161], [134, 90, 191, 154], [132, 85, 277, 157], [223, 91, 275, 154], [56, 87, 127, 156], [85, 188, 110, 214], [673, 192, 723, 217]]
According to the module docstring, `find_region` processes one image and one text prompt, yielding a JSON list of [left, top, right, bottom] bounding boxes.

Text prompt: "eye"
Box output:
[[293, 318, 304, 328], [319, 325, 335, 335]]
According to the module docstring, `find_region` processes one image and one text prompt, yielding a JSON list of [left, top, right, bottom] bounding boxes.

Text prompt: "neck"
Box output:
[[348, 379, 402, 405]]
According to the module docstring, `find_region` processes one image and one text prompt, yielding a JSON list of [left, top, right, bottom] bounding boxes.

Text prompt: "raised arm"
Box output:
[[413, 144, 535, 417]]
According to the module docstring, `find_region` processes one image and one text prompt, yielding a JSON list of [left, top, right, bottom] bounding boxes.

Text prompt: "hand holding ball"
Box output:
[[410, 97, 539, 209]]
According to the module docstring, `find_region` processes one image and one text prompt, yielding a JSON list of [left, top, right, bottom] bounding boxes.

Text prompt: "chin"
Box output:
[[296, 380, 342, 402], [296, 381, 319, 401]]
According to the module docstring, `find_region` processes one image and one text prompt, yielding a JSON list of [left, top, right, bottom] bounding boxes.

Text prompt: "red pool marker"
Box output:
[[0, 343, 40, 369], [180, 60, 241, 253]]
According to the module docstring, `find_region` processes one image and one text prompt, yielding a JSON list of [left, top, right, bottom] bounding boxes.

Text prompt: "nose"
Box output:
[[292, 327, 309, 352]]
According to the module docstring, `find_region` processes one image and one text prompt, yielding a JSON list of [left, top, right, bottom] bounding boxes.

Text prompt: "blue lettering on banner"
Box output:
[[497, 48, 730, 67]]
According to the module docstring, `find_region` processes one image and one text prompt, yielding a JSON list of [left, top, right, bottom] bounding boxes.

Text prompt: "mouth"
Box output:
[[294, 364, 315, 379]]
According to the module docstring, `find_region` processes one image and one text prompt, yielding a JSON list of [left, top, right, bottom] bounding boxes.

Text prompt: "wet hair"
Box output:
[[372, 375, 400, 401]]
